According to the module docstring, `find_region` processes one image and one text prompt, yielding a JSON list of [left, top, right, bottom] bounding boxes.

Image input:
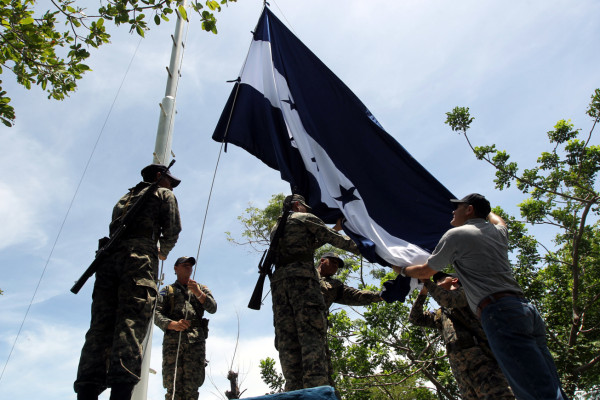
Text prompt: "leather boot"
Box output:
[[76, 385, 99, 400], [109, 383, 135, 400]]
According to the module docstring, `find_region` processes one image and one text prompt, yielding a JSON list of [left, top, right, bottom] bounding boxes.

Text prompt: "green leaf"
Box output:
[[207, 0, 220, 11], [135, 25, 145, 37], [178, 5, 188, 21], [19, 17, 34, 25]]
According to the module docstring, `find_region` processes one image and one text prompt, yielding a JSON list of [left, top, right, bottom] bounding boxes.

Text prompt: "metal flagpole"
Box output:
[[133, 1, 189, 398]]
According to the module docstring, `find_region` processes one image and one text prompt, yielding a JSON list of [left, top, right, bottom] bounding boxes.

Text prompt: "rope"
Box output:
[[0, 35, 144, 384], [167, 1, 300, 394], [163, 8, 194, 399]]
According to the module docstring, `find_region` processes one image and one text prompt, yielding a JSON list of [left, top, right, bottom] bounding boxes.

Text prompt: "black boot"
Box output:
[[76, 385, 100, 400], [109, 383, 135, 400]]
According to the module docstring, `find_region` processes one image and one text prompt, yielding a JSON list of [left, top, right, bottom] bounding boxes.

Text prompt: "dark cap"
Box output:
[[174, 256, 196, 266], [450, 193, 491, 217], [141, 164, 181, 188], [321, 251, 344, 268], [432, 271, 458, 283], [284, 194, 312, 212]]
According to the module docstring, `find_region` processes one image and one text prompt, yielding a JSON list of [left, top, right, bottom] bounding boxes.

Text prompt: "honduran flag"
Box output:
[[212, 7, 455, 270]]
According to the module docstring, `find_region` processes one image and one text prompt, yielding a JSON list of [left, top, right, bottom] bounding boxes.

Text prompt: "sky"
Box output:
[[1, 0, 599, 398]]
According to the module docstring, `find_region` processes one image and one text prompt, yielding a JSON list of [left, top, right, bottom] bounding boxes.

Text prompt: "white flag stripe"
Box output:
[[242, 39, 430, 266]]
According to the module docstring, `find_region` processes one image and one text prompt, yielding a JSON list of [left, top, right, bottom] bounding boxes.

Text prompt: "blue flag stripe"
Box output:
[[213, 8, 456, 267]]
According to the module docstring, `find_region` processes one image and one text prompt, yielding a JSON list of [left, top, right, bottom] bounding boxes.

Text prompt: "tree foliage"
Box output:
[[0, 0, 236, 126], [229, 194, 458, 399], [445, 88, 600, 395]]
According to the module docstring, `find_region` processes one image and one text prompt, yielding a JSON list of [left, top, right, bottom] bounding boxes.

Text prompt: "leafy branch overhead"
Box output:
[[0, 0, 237, 127]]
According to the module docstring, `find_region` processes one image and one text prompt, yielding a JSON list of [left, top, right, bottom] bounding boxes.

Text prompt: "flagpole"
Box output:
[[153, 0, 188, 165], [133, 2, 189, 400]]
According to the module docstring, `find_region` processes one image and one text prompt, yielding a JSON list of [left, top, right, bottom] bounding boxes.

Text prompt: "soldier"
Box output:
[[318, 251, 382, 398], [154, 256, 217, 400], [75, 164, 182, 400], [409, 271, 514, 400], [271, 194, 360, 392]]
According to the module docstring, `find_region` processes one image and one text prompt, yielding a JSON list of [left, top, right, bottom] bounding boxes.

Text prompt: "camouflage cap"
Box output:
[[284, 194, 312, 212], [174, 256, 196, 266], [141, 164, 181, 188], [321, 251, 344, 268]]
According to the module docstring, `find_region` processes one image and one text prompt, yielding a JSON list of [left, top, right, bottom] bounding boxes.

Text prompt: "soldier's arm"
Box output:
[[303, 214, 359, 255], [336, 283, 382, 306], [408, 292, 436, 328], [199, 286, 217, 314], [154, 294, 173, 332], [157, 190, 182, 258], [425, 280, 468, 308]]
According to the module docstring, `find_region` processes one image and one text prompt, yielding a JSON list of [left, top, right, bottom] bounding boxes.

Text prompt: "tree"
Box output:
[[0, 0, 237, 127], [228, 194, 458, 399], [445, 88, 600, 395]]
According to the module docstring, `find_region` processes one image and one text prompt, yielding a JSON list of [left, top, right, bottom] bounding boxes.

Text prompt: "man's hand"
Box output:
[[158, 247, 167, 260], [333, 218, 344, 232], [188, 279, 207, 303], [168, 319, 191, 331]]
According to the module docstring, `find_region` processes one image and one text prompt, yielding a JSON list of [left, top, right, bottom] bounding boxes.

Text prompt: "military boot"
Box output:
[[76, 385, 99, 400], [108, 383, 135, 400]]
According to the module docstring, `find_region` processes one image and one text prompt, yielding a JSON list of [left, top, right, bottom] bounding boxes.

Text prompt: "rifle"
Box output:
[[70, 160, 176, 294], [248, 208, 291, 310]]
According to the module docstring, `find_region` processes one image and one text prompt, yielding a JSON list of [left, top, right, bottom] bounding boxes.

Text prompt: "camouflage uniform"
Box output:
[[154, 281, 217, 400], [75, 181, 181, 395], [320, 275, 381, 396], [271, 211, 359, 392], [409, 280, 514, 400]]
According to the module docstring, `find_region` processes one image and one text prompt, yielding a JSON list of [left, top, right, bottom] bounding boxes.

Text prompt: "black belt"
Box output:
[[477, 291, 524, 318]]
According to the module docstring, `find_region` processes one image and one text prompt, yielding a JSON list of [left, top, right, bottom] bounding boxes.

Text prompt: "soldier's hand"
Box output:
[[158, 248, 167, 260], [188, 279, 207, 303], [169, 319, 191, 331]]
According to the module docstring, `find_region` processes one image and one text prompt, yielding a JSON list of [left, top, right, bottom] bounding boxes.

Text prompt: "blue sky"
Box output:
[[1, 0, 599, 398]]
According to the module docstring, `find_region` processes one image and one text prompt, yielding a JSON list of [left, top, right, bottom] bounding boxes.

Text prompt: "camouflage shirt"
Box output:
[[154, 281, 217, 344], [409, 280, 486, 351], [320, 276, 381, 310], [272, 212, 359, 283], [110, 181, 181, 257]]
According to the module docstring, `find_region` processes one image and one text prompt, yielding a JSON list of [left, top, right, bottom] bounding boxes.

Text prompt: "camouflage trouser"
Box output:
[[448, 346, 515, 400], [272, 277, 328, 392], [162, 337, 206, 400], [74, 247, 158, 393]]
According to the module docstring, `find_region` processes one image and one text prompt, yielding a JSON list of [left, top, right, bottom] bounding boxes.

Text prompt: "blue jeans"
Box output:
[[480, 296, 567, 400]]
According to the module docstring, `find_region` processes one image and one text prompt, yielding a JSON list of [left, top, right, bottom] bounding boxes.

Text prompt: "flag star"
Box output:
[[334, 185, 360, 207], [282, 96, 297, 110]]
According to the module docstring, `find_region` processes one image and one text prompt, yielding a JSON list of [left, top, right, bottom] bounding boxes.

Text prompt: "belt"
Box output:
[[477, 291, 524, 318]]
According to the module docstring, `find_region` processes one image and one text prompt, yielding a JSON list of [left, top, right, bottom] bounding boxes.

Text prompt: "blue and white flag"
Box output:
[[213, 7, 455, 268]]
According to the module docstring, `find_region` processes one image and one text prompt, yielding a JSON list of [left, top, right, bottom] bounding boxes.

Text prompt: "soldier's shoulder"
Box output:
[[291, 211, 324, 224]]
